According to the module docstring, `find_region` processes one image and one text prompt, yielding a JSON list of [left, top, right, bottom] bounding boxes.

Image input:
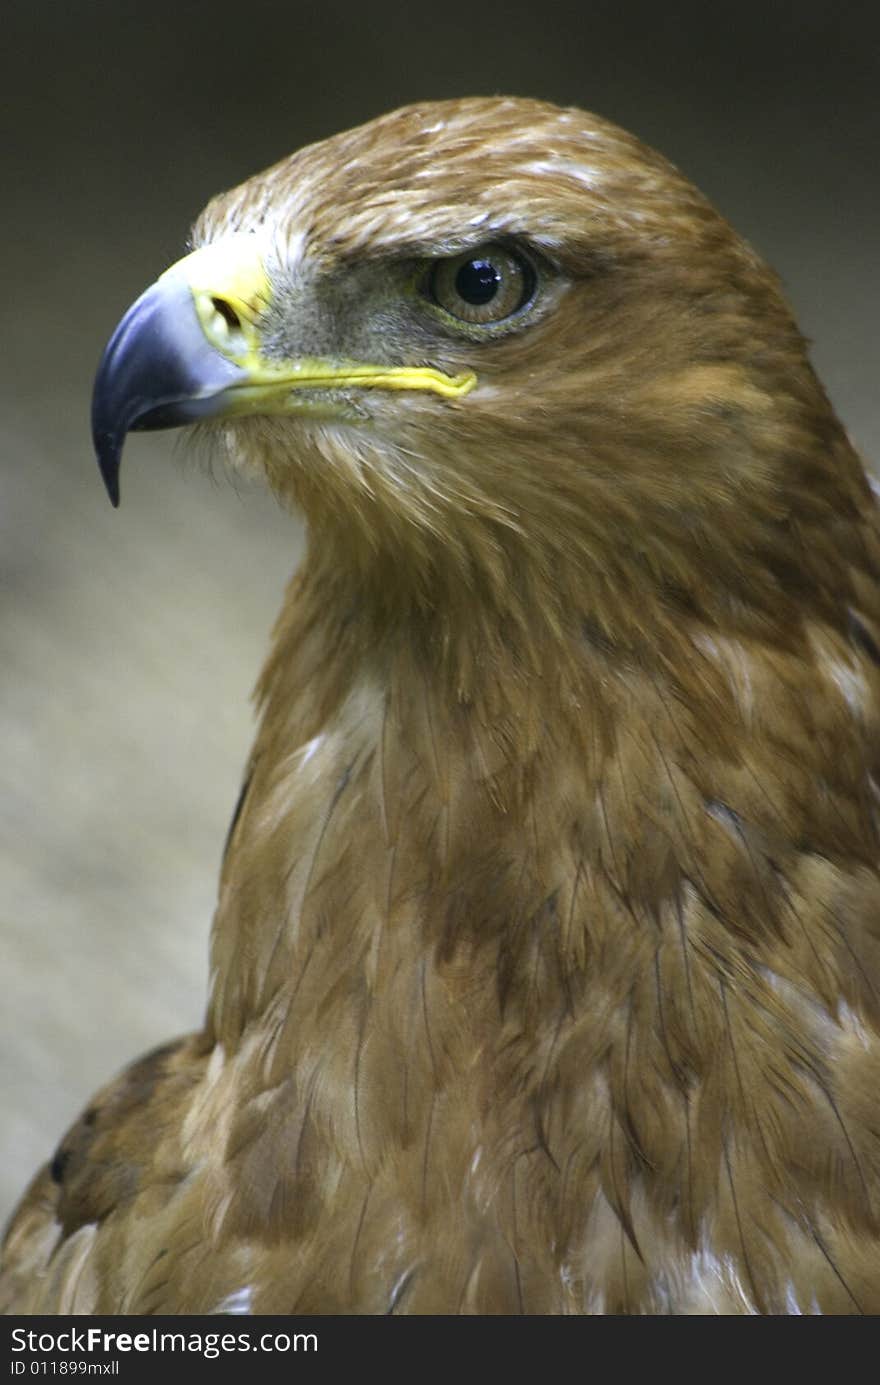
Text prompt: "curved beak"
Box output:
[[91, 236, 274, 507], [91, 276, 250, 507], [91, 234, 477, 507]]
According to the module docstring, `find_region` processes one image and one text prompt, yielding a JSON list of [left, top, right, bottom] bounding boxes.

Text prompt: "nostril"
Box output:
[[211, 296, 241, 329]]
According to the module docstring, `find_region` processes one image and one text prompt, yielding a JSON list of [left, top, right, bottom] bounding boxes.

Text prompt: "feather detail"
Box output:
[[5, 95, 880, 1314]]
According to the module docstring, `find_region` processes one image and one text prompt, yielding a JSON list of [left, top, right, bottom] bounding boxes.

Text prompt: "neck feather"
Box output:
[[205, 520, 879, 1051]]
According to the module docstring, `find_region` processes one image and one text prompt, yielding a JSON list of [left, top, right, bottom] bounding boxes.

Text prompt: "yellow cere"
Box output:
[[158, 235, 477, 402]]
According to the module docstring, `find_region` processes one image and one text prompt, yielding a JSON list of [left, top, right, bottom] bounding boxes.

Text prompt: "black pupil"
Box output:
[[455, 258, 501, 305]]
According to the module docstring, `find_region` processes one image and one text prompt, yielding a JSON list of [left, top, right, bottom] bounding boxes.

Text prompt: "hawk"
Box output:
[[3, 97, 880, 1314]]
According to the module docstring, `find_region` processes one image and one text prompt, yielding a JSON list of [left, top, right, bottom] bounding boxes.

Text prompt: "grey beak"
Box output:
[[91, 276, 247, 507]]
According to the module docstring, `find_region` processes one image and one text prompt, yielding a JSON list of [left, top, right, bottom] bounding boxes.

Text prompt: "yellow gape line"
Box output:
[[161, 235, 477, 400]]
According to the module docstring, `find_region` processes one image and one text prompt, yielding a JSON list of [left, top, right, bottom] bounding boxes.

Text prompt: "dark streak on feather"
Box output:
[[222, 769, 253, 866], [848, 609, 880, 666]]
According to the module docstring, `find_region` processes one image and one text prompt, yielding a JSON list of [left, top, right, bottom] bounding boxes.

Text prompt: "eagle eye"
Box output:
[[425, 243, 536, 326]]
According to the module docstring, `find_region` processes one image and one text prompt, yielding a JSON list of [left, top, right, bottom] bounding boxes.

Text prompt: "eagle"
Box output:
[[3, 96, 880, 1315]]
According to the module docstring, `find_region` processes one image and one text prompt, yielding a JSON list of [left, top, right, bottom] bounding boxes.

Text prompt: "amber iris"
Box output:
[[427, 242, 534, 324]]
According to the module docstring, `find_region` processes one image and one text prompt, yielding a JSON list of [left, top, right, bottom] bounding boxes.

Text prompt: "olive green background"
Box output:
[[2, 0, 878, 1225]]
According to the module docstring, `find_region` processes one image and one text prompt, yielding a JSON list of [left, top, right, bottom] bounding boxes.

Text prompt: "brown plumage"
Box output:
[[4, 96, 880, 1314]]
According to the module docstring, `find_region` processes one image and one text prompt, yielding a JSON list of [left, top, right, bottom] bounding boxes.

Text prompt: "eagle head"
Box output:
[[92, 96, 863, 646]]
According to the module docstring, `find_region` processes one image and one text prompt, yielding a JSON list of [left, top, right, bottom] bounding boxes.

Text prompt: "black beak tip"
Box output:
[[94, 432, 122, 508]]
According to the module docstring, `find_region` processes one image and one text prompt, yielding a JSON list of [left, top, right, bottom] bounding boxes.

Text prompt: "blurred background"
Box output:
[[2, 0, 878, 1226]]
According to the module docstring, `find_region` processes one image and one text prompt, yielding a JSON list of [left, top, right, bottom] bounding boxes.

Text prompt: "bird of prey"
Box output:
[[3, 97, 880, 1316]]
